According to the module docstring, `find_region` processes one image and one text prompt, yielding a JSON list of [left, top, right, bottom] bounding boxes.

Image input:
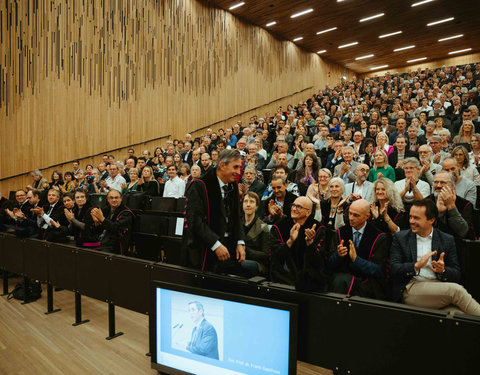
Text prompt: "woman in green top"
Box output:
[[368, 149, 396, 182], [122, 168, 139, 194]]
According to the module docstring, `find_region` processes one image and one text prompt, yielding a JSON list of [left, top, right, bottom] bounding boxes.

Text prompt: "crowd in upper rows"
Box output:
[[1, 62, 480, 312]]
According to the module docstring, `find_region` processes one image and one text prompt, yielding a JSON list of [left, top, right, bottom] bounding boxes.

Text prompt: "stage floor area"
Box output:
[[0, 278, 332, 375]]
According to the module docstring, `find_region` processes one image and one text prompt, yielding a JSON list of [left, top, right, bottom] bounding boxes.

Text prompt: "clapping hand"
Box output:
[[370, 203, 379, 219], [305, 224, 317, 246], [430, 252, 445, 274], [337, 240, 348, 257], [376, 172, 383, 179], [64, 208, 75, 222], [287, 223, 301, 247], [348, 240, 357, 261]]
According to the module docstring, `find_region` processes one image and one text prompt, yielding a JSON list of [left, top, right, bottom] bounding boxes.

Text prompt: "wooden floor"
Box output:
[[0, 279, 332, 375]]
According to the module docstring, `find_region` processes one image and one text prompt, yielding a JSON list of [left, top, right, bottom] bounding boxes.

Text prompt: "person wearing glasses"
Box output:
[[270, 196, 328, 291], [344, 164, 373, 203], [90, 189, 134, 255]]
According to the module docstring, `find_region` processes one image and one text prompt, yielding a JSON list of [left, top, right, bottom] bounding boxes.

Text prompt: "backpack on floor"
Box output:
[[7, 281, 42, 302]]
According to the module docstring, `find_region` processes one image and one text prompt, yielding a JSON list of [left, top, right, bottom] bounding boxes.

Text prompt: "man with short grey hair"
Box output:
[[395, 158, 431, 206], [344, 164, 373, 203], [182, 149, 246, 274], [333, 146, 358, 184]]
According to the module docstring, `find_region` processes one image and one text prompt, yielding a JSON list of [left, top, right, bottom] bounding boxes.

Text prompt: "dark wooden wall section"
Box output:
[[0, 0, 350, 189]]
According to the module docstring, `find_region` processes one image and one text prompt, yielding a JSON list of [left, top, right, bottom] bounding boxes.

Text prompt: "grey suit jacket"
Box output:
[[333, 161, 359, 183], [344, 180, 373, 202]]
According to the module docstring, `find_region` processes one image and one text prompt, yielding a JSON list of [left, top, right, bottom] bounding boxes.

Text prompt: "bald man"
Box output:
[[328, 199, 389, 299], [270, 196, 328, 291]]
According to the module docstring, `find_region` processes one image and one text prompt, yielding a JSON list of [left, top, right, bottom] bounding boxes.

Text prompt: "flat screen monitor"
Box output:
[[150, 281, 298, 375]]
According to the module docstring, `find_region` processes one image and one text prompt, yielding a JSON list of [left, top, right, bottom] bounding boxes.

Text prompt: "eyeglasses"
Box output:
[[292, 203, 309, 211]]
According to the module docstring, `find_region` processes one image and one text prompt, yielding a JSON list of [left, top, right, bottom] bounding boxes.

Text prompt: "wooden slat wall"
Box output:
[[360, 52, 480, 78], [0, 0, 350, 194]]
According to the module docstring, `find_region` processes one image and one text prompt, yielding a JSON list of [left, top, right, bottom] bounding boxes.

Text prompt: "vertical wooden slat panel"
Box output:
[[0, 0, 351, 192]]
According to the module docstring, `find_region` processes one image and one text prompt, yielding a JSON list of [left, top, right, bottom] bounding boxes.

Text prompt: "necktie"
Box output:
[[353, 231, 361, 248]]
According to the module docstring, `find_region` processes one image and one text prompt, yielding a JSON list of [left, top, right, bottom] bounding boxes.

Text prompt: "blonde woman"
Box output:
[[368, 150, 396, 182], [374, 132, 394, 156], [370, 178, 406, 234], [452, 145, 480, 186]]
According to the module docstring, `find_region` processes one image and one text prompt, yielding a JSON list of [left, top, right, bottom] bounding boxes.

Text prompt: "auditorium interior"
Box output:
[[1, 0, 480, 374]]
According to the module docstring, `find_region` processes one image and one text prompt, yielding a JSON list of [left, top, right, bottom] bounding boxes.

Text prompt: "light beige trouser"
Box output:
[[403, 279, 480, 316]]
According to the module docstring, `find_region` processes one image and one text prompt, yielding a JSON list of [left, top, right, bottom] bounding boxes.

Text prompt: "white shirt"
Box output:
[[163, 176, 185, 198], [105, 174, 126, 192], [414, 229, 436, 280], [395, 179, 431, 203]]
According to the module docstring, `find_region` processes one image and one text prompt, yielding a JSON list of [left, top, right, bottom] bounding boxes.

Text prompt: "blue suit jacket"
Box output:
[[390, 228, 461, 302], [186, 319, 219, 359]]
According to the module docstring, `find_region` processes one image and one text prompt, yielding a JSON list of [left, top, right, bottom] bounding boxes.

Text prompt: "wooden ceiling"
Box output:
[[208, 0, 480, 73]]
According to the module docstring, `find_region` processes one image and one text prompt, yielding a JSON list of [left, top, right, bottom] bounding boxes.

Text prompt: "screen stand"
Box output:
[[72, 291, 90, 326], [1, 271, 8, 296], [45, 283, 61, 314], [106, 302, 124, 340]]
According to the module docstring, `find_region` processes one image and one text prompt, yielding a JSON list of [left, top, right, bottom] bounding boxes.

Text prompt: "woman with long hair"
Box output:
[[179, 163, 191, 183], [60, 171, 76, 194], [453, 120, 474, 145], [320, 177, 349, 230], [469, 133, 480, 168], [307, 168, 332, 213], [374, 132, 394, 156], [122, 167, 140, 194], [368, 149, 396, 182], [452, 145, 480, 185], [50, 170, 64, 189], [295, 153, 319, 196], [370, 178, 407, 234], [138, 166, 160, 196]]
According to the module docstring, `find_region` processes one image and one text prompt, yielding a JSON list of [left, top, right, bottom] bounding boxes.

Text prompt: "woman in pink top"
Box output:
[[374, 132, 394, 156]]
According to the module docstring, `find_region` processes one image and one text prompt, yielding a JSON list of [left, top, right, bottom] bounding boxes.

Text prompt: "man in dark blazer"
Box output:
[[329, 199, 388, 299], [182, 141, 193, 165], [182, 149, 246, 273], [390, 199, 480, 315], [186, 301, 219, 359], [31, 189, 68, 242]]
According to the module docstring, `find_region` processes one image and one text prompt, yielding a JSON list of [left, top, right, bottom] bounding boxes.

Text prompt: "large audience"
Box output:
[[1, 62, 480, 313]]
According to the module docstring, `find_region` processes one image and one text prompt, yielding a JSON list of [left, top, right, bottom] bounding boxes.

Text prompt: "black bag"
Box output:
[[7, 281, 42, 302]]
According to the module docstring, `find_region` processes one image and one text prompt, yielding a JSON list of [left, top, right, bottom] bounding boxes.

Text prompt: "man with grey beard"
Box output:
[[441, 158, 477, 206], [426, 171, 474, 239], [344, 164, 373, 202], [418, 144, 442, 186]]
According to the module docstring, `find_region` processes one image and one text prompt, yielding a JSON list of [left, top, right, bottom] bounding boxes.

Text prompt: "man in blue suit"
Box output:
[[390, 199, 480, 316], [186, 301, 219, 359]]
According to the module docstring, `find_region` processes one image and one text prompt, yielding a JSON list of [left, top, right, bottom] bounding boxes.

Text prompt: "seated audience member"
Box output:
[[138, 165, 160, 196], [72, 160, 81, 175], [6, 190, 41, 237], [244, 155, 264, 182], [344, 164, 373, 203], [253, 137, 268, 160], [370, 178, 407, 234], [407, 125, 424, 152], [266, 142, 294, 170], [469, 133, 480, 167], [239, 166, 266, 198], [200, 153, 213, 176], [122, 168, 139, 194], [329, 199, 388, 299], [190, 150, 201, 167], [452, 145, 480, 185], [31, 189, 68, 242], [163, 165, 185, 198], [306, 168, 333, 220], [73, 169, 88, 193], [100, 162, 126, 193], [395, 158, 431, 208], [240, 192, 270, 277], [390, 199, 480, 316], [3, 190, 32, 228], [418, 144, 442, 186], [262, 176, 297, 224], [388, 118, 408, 145], [358, 138, 375, 168], [295, 153, 319, 195], [441, 157, 477, 205], [247, 143, 266, 170], [453, 120, 474, 145], [60, 172, 75, 195], [270, 196, 328, 290], [179, 163, 191, 183], [91, 189, 134, 255], [325, 140, 344, 170], [368, 150, 396, 182], [374, 132, 394, 156], [389, 134, 418, 177], [64, 190, 101, 247], [98, 162, 110, 182], [438, 129, 454, 153], [333, 146, 359, 184], [26, 170, 49, 192], [49, 170, 64, 189], [427, 171, 474, 240], [262, 165, 299, 200], [428, 135, 449, 165], [320, 178, 349, 230]]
